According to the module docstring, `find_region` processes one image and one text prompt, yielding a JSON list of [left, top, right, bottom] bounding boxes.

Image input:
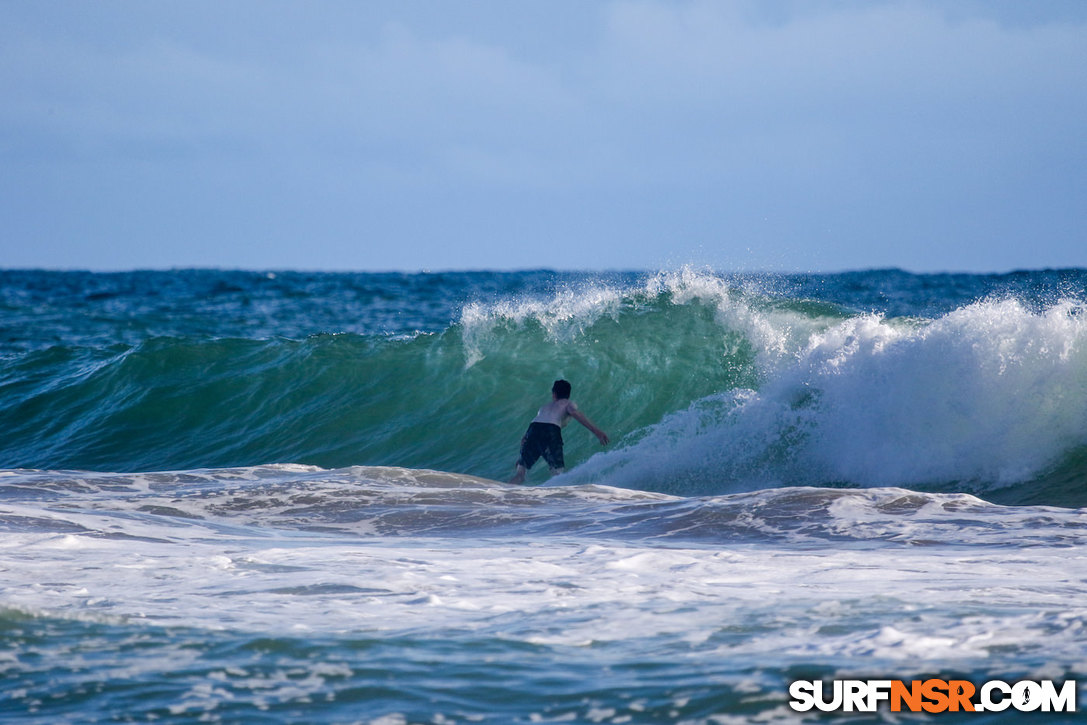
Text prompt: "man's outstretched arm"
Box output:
[[569, 408, 609, 446]]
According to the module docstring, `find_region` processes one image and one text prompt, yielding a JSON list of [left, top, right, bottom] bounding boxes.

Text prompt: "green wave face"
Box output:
[[0, 273, 810, 477]]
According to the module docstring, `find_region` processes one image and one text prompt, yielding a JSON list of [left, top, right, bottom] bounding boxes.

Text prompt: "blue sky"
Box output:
[[2, 0, 1085, 273]]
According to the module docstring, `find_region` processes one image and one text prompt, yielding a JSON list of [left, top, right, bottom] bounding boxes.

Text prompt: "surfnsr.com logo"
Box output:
[[789, 679, 1077, 713]]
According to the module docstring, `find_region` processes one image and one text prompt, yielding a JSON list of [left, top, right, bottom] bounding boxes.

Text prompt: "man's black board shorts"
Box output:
[[518, 422, 564, 471]]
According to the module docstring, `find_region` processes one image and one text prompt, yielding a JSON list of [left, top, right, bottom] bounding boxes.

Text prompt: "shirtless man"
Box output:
[[509, 379, 609, 484]]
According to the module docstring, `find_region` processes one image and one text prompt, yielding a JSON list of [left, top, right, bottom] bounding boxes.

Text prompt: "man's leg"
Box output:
[[509, 463, 527, 485], [543, 432, 565, 478]]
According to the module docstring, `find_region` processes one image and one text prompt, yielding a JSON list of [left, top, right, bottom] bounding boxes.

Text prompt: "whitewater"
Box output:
[[2, 267, 1087, 723]]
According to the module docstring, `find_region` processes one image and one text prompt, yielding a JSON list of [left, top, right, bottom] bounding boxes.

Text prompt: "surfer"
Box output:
[[509, 379, 609, 484]]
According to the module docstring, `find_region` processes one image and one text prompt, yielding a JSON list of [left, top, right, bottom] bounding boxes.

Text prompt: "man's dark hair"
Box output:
[[552, 379, 572, 400]]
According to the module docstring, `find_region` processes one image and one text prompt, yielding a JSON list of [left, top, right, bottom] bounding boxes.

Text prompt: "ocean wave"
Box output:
[[2, 269, 1087, 505]]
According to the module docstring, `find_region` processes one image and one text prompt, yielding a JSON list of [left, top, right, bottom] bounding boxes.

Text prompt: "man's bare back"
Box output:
[[509, 380, 609, 484]]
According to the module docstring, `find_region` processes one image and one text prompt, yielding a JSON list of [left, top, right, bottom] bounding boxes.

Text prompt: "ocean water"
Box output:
[[2, 267, 1087, 723]]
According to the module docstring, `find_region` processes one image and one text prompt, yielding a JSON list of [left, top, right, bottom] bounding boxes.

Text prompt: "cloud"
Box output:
[[1, 0, 1084, 271], [588, 2, 1085, 146], [7, 1, 1082, 176]]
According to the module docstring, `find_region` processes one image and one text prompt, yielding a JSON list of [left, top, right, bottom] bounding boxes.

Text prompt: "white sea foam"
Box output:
[[4, 464, 1087, 722], [4, 514, 1087, 669], [571, 296, 1087, 494]]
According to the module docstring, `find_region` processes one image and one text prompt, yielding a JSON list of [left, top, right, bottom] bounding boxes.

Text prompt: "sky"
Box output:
[[1, 0, 1085, 273]]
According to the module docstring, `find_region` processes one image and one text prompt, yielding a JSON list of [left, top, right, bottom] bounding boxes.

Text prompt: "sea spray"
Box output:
[[568, 295, 1087, 497]]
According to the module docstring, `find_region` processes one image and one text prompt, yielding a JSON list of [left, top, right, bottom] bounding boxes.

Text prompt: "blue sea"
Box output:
[[2, 267, 1087, 723]]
